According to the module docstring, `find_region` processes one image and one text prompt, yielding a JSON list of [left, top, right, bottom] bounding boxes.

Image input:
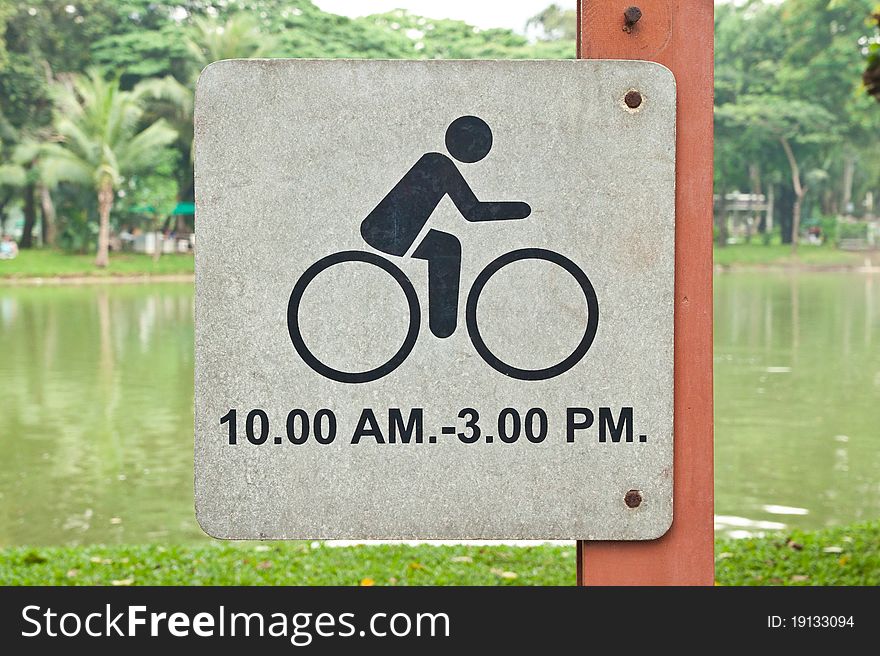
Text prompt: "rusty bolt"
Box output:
[[624, 489, 643, 508], [624, 90, 643, 109], [623, 6, 642, 33]]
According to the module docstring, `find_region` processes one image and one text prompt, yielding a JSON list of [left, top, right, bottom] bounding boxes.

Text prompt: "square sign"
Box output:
[[194, 60, 675, 540]]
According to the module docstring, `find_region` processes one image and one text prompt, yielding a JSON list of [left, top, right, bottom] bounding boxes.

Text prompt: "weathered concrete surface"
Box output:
[[194, 59, 675, 539]]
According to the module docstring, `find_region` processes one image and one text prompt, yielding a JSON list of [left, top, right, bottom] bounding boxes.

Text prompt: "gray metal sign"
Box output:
[[194, 59, 675, 540]]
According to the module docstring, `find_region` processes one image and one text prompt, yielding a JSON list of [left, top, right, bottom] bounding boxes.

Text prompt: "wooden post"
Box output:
[[577, 0, 715, 585]]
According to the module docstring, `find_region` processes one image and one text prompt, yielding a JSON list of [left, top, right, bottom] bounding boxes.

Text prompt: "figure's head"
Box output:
[[445, 115, 492, 163]]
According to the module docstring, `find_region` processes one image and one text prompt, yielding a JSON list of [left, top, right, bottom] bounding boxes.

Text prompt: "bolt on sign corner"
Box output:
[[194, 59, 675, 540]]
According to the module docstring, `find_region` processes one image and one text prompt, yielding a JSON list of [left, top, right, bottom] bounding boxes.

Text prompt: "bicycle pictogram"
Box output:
[[288, 116, 599, 383]]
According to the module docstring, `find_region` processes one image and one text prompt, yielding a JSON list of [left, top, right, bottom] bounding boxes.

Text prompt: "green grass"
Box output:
[[0, 543, 574, 586], [1, 522, 878, 585], [714, 521, 880, 586], [714, 242, 877, 268], [0, 248, 194, 279], [2, 244, 874, 278]]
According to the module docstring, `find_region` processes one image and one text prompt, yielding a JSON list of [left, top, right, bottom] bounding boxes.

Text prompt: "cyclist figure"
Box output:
[[360, 115, 531, 339]]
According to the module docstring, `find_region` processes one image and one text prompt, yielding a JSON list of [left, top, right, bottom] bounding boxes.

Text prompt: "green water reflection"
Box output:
[[714, 273, 880, 537], [0, 285, 199, 546], [0, 275, 877, 545]]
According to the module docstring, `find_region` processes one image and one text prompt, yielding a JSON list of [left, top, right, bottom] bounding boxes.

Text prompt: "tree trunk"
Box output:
[[822, 189, 834, 217], [791, 193, 804, 254], [0, 190, 12, 233], [841, 155, 855, 216], [779, 137, 806, 254], [39, 184, 57, 247], [777, 185, 794, 244], [20, 183, 37, 248], [748, 162, 761, 244], [177, 159, 194, 203], [95, 181, 114, 268], [153, 217, 162, 263], [714, 191, 728, 247]]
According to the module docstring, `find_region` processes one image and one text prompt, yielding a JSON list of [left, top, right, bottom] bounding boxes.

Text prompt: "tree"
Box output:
[[777, 0, 878, 224], [0, 0, 134, 247], [132, 13, 280, 209], [716, 96, 837, 252], [4, 0, 575, 245], [11, 138, 63, 247], [8, 139, 57, 247], [135, 74, 194, 203], [0, 2, 10, 69], [0, 116, 27, 233], [41, 70, 177, 267], [526, 3, 577, 41], [714, 0, 879, 247], [185, 14, 276, 71]]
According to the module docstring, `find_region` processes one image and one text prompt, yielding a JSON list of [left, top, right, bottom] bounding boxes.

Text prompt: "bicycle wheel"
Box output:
[[287, 251, 420, 384], [465, 248, 599, 381]]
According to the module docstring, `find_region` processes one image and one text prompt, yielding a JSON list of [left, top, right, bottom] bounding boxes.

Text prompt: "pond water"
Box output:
[[0, 285, 201, 546], [714, 273, 880, 538], [0, 275, 878, 546]]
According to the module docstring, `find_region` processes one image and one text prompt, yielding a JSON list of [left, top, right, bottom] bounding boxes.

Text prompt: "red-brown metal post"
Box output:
[[577, 0, 715, 585]]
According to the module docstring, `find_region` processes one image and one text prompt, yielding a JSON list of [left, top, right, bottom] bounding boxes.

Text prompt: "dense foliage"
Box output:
[[715, 0, 880, 246], [865, 5, 880, 99], [0, 0, 878, 259], [0, 0, 574, 257]]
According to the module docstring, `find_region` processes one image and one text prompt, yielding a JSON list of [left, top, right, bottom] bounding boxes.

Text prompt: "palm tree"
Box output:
[[135, 14, 275, 204], [134, 14, 277, 219], [134, 75, 194, 204], [41, 70, 177, 267], [185, 15, 276, 70]]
